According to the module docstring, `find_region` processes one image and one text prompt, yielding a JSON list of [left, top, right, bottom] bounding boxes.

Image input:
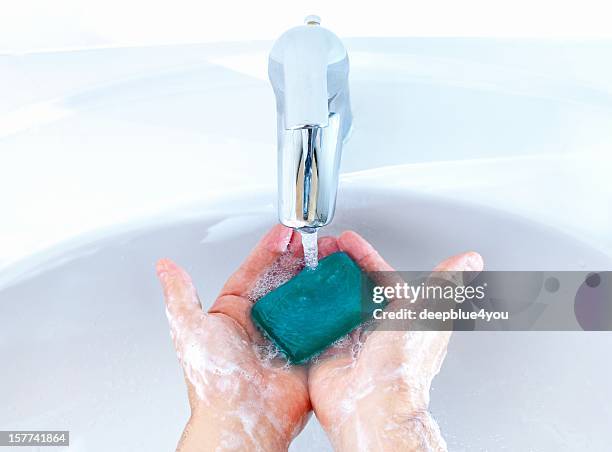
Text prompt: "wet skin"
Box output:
[[157, 226, 483, 451]]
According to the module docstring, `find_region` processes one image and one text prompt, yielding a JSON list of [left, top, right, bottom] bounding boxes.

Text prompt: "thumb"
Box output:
[[156, 258, 203, 336], [433, 250, 484, 275]]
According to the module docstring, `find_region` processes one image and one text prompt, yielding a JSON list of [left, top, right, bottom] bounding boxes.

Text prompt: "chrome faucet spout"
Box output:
[[269, 16, 352, 231]]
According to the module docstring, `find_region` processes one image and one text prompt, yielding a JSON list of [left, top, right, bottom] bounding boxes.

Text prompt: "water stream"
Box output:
[[300, 229, 318, 269]]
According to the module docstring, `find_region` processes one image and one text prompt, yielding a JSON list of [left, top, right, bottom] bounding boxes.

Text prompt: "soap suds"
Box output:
[[254, 342, 280, 363], [248, 252, 303, 302], [164, 267, 311, 450], [316, 330, 451, 451], [217, 431, 244, 451], [167, 309, 294, 450]]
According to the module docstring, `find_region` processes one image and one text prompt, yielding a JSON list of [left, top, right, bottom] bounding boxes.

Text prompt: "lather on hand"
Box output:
[[157, 226, 482, 451], [308, 231, 483, 452]]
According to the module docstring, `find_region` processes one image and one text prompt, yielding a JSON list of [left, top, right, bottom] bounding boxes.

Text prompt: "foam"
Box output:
[[324, 330, 451, 450], [248, 251, 303, 302]]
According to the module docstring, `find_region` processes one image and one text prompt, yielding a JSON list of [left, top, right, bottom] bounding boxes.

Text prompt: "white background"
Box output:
[[2, 0, 612, 53]]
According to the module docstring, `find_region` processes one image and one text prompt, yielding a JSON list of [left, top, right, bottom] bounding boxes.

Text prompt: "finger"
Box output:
[[409, 252, 484, 359], [427, 251, 484, 310], [217, 224, 294, 299], [338, 230, 406, 307], [434, 251, 483, 272], [156, 258, 202, 324], [287, 230, 304, 260], [318, 236, 339, 259], [210, 225, 294, 343], [338, 230, 394, 272], [360, 252, 484, 382]]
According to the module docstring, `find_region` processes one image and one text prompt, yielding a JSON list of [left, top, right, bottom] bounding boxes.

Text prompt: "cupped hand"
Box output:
[[308, 231, 484, 452], [157, 225, 331, 452]]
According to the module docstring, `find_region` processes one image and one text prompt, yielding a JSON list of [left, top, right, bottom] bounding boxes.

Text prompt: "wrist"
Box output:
[[328, 405, 446, 452], [179, 408, 291, 452]]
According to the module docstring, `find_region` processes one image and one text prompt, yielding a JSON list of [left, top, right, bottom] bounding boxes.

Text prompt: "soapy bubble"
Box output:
[[254, 342, 280, 363], [248, 252, 304, 302], [249, 252, 306, 367]]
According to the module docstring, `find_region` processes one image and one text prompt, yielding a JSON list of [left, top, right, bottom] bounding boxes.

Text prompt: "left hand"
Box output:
[[157, 225, 332, 451]]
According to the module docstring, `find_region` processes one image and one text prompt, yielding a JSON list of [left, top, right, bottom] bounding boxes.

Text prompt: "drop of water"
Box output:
[[300, 229, 319, 269]]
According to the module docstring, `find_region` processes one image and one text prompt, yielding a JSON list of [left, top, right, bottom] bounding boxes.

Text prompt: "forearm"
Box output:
[[329, 409, 447, 452], [177, 412, 290, 452]]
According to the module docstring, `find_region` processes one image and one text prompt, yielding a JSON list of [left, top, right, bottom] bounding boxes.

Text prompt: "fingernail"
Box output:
[[264, 224, 293, 253]]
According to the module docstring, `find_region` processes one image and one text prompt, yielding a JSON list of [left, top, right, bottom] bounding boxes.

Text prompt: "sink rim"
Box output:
[[1, 175, 610, 291]]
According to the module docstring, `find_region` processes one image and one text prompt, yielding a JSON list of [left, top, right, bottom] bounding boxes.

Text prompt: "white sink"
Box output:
[[2, 39, 612, 451], [1, 182, 611, 451], [2, 39, 612, 266]]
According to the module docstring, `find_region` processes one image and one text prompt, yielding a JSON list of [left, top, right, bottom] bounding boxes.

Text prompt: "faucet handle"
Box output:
[[269, 18, 347, 130]]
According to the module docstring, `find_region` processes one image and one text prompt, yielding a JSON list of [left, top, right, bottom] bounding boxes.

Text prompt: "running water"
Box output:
[[300, 229, 319, 269]]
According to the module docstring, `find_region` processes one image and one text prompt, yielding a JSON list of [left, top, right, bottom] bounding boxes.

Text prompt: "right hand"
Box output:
[[308, 231, 484, 451]]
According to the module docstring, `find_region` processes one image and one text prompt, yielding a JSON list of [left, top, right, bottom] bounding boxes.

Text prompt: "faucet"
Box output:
[[269, 15, 352, 233]]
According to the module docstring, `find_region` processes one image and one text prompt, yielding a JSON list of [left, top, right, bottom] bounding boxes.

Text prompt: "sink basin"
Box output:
[[2, 39, 612, 268], [1, 185, 611, 451], [2, 38, 612, 451]]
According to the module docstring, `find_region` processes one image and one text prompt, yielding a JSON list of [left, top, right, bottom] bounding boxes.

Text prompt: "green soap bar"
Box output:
[[251, 252, 379, 363]]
